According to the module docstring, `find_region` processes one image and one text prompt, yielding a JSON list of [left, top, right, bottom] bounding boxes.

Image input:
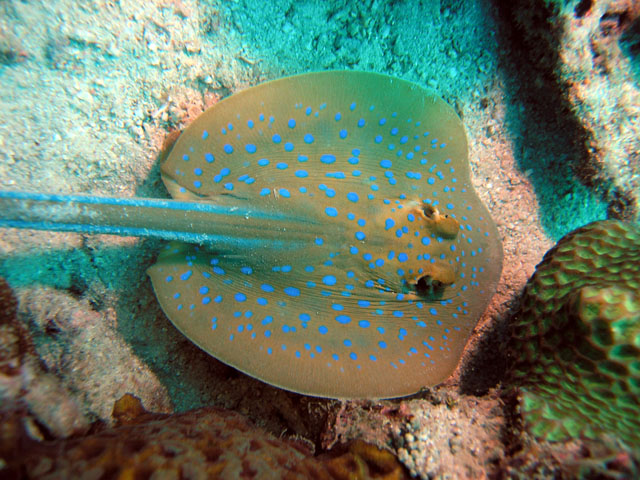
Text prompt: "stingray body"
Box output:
[[148, 71, 503, 398], [0, 71, 502, 399]]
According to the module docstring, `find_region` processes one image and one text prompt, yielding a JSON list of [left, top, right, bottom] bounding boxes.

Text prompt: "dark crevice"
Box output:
[[574, 0, 593, 18]]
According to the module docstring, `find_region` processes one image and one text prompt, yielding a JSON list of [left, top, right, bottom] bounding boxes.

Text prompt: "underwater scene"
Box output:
[[0, 0, 638, 478]]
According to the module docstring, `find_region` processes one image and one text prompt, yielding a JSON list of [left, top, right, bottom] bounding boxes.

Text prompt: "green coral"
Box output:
[[508, 220, 640, 449]]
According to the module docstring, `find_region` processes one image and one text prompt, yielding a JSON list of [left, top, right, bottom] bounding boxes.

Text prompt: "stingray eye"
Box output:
[[421, 204, 436, 219], [415, 275, 446, 300]]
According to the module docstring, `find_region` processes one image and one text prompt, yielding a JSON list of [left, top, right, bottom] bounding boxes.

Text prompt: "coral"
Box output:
[[1, 394, 410, 479], [508, 220, 640, 449]]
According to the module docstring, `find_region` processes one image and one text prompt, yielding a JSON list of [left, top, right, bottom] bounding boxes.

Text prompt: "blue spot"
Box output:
[[319, 326, 328, 335], [182, 154, 189, 161], [193, 181, 202, 188], [385, 218, 395, 230], [224, 183, 234, 191], [348, 157, 359, 165], [357, 118, 365, 127], [248, 120, 254, 128], [325, 207, 338, 217], [379, 118, 387, 125], [375, 135, 383, 143], [265, 330, 272, 338], [272, 134, 282, 144], [202, 297, 211, 305], [284, 287, 300, 297], [257, 297, 267, 306], [284, 142, 294, 152], [335, 112, 342, 121], [199, 286, 209, 294], [305, 106, 312, 115], [205, 153, 214, 163], [398, 253, 408, 262], [332, 304, 344, 311], [355, 231, 366, 241], [304, 133, 314, 144], [300, 313, 311, 322], [165, 276, 173, 283], [336, 315, 351, 324], [288, 118, 296, 128], [357, 300, 370, 307], [391, 127, 398, 135], [421, 237, 431, 246], [223, 144, 233, 154], [339, 129, 348, 139], [262, 316, 273, 325], [202, 130, 209, 139], [379, 341, 387, 349], [350, 102, 356, 110], [194, 168, 203, 176], [357, 219, 366, 227], [326, 172, 346, 179], [322, 275, 337, 286], [180, 270, 192, 281], [380, 159, 392, 168], [276, 162, 288, 170], [260, 188, 270, 196], [261, 284, 274, 292], [358, 320, 370, 328], [235, 293, 247, 302], [349, 246, 358, 255], [344, 339, 352, 347], [245, 144, 257, 154], [347, 192, 359, 203], [321, 154, 336, 164], [400, 135, 408, 144], [349, 352, 357, 360], [279, 188, 291, 198], [258, 158, 269, 166], [295, 170, 308, 178]]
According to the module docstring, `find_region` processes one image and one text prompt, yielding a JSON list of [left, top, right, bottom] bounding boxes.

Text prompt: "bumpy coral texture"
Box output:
[[2, 394, 409, 479], [509, 220, 640, 448]]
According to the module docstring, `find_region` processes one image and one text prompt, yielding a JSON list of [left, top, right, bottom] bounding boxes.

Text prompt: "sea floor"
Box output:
[[0, 0, 620, 478]]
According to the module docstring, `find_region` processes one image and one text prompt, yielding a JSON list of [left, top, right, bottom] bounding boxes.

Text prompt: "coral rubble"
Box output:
[[1, 393, 409, 479]]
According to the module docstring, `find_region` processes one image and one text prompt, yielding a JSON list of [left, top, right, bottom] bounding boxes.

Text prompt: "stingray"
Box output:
[[0, 71, 503, 399]]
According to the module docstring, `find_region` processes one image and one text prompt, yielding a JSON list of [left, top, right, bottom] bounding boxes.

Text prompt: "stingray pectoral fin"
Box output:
[[148, 243, 464, 399]]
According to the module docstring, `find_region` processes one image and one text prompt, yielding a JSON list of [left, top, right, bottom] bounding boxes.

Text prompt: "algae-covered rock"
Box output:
[[508, 220, 640, 449]]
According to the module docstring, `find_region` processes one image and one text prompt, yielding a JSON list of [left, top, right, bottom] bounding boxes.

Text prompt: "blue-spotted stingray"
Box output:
[[0, 71, 503, 399]]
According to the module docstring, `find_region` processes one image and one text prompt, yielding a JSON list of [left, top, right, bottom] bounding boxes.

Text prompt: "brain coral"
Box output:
[[508, 220, 640, 449]]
